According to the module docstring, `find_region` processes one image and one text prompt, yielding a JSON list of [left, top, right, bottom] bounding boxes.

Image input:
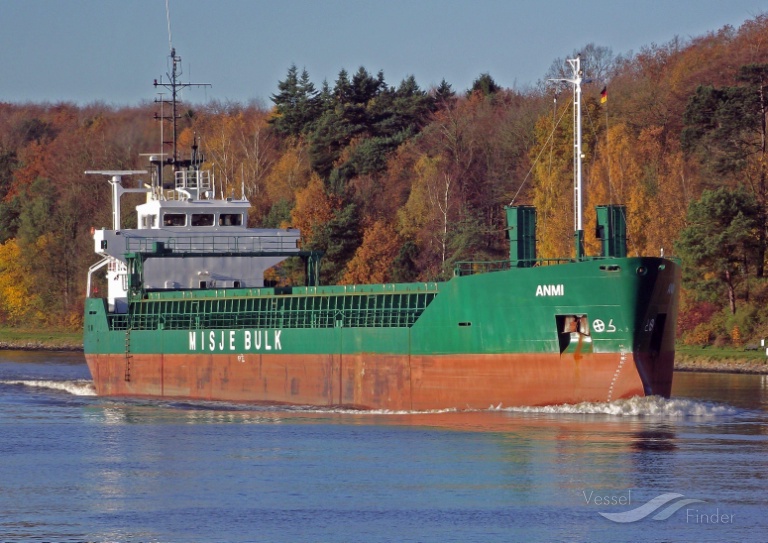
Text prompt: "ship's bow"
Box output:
[[631, 257, 681, 398]]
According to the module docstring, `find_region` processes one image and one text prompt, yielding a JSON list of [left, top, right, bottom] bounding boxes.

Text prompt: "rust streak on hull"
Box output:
[[86, 351, 651, 410]]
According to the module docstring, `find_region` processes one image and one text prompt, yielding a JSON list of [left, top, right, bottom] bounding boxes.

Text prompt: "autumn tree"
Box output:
[[261, 141, 311, 220], [0, 148, 19, 243], [287, 172, 361, 285], [397, 154, 453, 279], [341, 220, 401, 284], [588, 122, 691, 257], [290, 172, 340, 241], [195, 104, 278, 215], [626, 127, 691, 257], [530, 98, 576, 258], [414, 93, 509, 268], [0, 239, 41, 325]]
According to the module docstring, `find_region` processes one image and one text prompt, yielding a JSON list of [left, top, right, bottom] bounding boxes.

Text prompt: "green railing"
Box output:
[[109, 290, 439, 331]]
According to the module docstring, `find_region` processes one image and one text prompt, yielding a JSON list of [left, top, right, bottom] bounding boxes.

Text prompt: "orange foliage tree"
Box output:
[[0, 239, 41, 325], [290, 173, 341, 242], [341, 220, 402, 284], [530, 100, 577, 259], [263, 140, 312, 207]]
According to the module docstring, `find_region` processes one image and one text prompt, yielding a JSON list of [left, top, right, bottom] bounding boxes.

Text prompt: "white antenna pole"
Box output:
[[85, 171, 149, 230], [549, 56, 585, 259], [166, 0, 173, 53], [241, 163, 245, 200], [212, 164, 217, 200], [568, 56, 583, 234]]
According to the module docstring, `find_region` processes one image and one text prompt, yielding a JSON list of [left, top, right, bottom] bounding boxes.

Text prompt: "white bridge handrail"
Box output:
[[86, 256, 111, 298], [125, 234, 300, 254]]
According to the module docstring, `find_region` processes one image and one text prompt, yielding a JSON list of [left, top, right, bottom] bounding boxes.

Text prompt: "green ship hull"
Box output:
[[84, 256, 680, 409]]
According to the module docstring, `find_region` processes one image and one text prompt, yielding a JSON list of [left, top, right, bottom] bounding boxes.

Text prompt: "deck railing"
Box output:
[[453, 258, 574, 276], [125, 234, 300, 254]]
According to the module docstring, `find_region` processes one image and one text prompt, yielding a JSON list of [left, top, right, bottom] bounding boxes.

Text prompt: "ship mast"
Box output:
[[550, 56, 585, 260], [153, 47, 210, 181]]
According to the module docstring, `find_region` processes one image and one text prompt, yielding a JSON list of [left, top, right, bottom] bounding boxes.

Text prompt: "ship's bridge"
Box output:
[[136, 168, 251, 229], [88, 167, 305, 312], [137, 198, 250, 230]]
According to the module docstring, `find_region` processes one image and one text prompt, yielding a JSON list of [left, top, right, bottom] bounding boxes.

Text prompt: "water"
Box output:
[[1, 351, 766, 543]]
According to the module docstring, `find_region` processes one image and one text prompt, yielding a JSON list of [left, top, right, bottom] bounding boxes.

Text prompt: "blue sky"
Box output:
[[1, 0, 765, 106]]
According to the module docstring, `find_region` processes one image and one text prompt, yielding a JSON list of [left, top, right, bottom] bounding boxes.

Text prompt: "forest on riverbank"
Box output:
[[2, 14, 768, 349]]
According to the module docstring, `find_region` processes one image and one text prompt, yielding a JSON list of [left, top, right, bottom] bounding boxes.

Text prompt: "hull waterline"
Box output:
[[85, 350, 670, 410]]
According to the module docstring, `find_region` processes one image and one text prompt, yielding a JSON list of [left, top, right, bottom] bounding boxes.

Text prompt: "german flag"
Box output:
[[600, 87, 607, 104]]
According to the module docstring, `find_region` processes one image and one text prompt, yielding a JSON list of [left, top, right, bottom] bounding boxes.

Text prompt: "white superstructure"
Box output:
[[86, 166, 301, 313]]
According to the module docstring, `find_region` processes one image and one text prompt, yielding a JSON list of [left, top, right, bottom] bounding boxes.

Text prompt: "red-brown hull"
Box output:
[[85, 351, 668, 410]]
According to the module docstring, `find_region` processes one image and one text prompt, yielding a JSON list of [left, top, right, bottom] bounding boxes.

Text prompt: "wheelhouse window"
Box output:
[[140, 214, 158, 228], [163, 213, 187, 227], [219, 213, 243, 226], [191, 213, 215, 227]]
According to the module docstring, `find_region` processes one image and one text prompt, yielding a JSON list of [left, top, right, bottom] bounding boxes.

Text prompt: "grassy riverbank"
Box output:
[[674, 345, 768, 374], [0, 327, 83, 351]]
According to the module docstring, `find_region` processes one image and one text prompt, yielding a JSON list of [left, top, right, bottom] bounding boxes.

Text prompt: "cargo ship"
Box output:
[[83, 54, 680, 410]]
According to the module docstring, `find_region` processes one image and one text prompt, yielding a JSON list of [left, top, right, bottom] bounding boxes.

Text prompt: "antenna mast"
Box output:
[[153, 49, 211, 168], [549, 56, 585, 260]]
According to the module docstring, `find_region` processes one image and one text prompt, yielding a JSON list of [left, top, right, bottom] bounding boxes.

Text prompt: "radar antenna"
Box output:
[[153, 49, 211, 169]]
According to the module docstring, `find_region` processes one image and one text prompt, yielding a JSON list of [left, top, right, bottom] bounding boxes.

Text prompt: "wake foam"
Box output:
[[201, 396, 736, 418], [493, 395, 737, 418], [0, 382, 736, 418], [295, 407, 460, 416], [0, 379, 97, 396], [141, 396, 736, 418]]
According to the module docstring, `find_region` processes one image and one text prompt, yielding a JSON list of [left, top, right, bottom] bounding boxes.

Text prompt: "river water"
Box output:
[[0, 350, 766, 543]]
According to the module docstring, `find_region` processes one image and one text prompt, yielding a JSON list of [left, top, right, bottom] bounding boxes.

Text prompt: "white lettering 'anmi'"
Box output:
[[188, 330, 283, 352], [536, 284, 564, 296]]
